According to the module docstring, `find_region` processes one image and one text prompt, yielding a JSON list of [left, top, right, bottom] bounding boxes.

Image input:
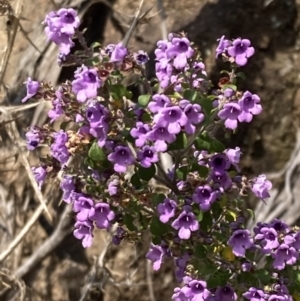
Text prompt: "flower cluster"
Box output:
[[23, 6, 300, 301], [43, 8, 80, 55]]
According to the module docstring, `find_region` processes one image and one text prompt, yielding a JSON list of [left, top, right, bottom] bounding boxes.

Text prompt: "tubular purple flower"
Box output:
[[153, 106, 188, 135], [272, 244, 298, 270], [107, 146, 135, 173], [215, 35, 231, 58], [146, 243, 166, 271], [130, 122, 150, 147], [218, 102, 242, 130], [72, 66, 101, 103], [60, 175, 75, 203], [181, 279, 211, 301], [26, 127, 42, 150], [157, 198, 177, 223], [22, 77, 40, 103], [146, 125, 176, 152], [73, 220, 94, 248], [254, 227, 279, 253], [243, 287, 265, 301], [32, 166, 47, 189], [193, 185, 217, 211], [110, 42, 128, 63], [171, 206, 199, 240], [89, 202, 115, 230], [227, 229, 254, 257], [133, 50, 149, 65], [148, 94, 171, 113], [238, 91, 262, 123], [227, 38, 255, 66], [73, 195, 94, 221], [250, 174, 272, 202], [137, 145, 159, 168]]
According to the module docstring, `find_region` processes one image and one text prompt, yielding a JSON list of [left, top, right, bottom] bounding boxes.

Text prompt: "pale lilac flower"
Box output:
[[227, 229, 254, 257], [224, 147, 241, 172], [130, 122, 150, 147], [181, 279, 211, 301], [73, 195, 94, 221], [73, 220, 94, 248], [218, 103, 242, 130], [215, 35, 231, 58], [137, 145, 159, 168], [147, 125, 176, 152], [26, 127, 42, 150], [110, 42, 128, 63], [255, 227, 279, 253], [72, 66, 101, 103], [250, 174, 272, 202], [146, 243, 166, 271], [148, 94, 171, 113], [22, 77, 40, 103], [272, 244, 298, 270], [107, 146, 135, 173], [193, 185, 218, 211], [243, 287, 265, 301], [89, 202, 115, 230], [238, 91, 262, 123], [227, 38, 255, 66], [171, 206, 199, 240], [60, 175, 75, 203], [32, 166, 47, 189], [157, 198, 177, 223]]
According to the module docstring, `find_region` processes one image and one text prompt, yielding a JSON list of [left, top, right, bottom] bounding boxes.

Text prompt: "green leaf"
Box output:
[[138, 94, 151, 106], [198, 97, 213, 115], [176, 166, 189, 181], [222, 84, 237, 91], [210, 139, 226, 153], [246, 208, 255, 221], [183, 89, 199, 102], [207, 271, 231, 288], [150, 216, 169, 236], [152, 194, 166, 206], [168, 132, 187, 151], [200, 212, 213, 232], [226, 210, 237, 222], [194, 133, 225, 153], [191, 164, 209, 178], [195, 244, 207, 259], [90, 41, 101, 48], [123, 214, 137, 231], [255, 269, 271, 285], [236, 72, 246, 80], [197, 210, 204, 222], [131, 173, 142, 188], [110, 84, 132, 100], [88, 142, 106, 162], [137, 164, 156, 181], [194, 135, 211, 152]]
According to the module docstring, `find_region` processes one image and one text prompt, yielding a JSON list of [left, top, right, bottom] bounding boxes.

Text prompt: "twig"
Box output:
[[14, 204, 72, 278], [146, 260, 156, 301], [0, 203, 45, 264], [122, 0, 145, 47]]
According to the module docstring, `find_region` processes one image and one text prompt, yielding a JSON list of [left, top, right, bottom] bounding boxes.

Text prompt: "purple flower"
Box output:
[[180, 101, 204, 134], [218, 103, 242, 130], [166, 37, 194, 69], [157, 198, 177, 223], [60, 175, 75, 203], [147, 125, 176, 152], [89, 202, 115, 230], [155, 40, 170, 61], [172, 287, 189, 301], [155, 61, 173, 89], [104, 44, 116, 56], [148, 94, 171, 113], [86, 100, 109, 129], [50, 130, 70, 165], [171, 206, 199, 239], [224, 147, 241, 172], [146, 243, 166, 271], [209, 154, 231, 172], [270, 219, 289, 233], [255, 227, 279, 253], [238, 91, 262, 123], [250, 174, 272, 202], [107, 146, 135, 173], [175, 253, 189, 282], [130, 122, 150, 147], [227, 38, 255, 66], [48, 95, 64, 123], [22, 77, 40, 103], [32, 166, 47, 189], [193, 185, 217, 211], [292, 231, 300, 250], [133, 50, 149, 65], [73, 195, 94, 221], [227, 229, 254, 257], [107, 178, 119, 196], [72, 66, 101, 103], [209, 170, 232, 191], [243, 287, 265, 301], [51, 8, 80, 35], [215, 286, 237, 301], [181, 279, 211, 301], [26, 127, 42, 150], [153, 106, 188, 135], [110, 42, 128, 63], [137, 145, 159, 168], [272, 244, 298, 270], [215, 35, 231, 58], [73, 220, 94, 248]]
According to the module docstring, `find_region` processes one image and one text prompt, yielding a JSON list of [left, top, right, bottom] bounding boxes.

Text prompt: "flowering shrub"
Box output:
[[23, 7, 300, 301]]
